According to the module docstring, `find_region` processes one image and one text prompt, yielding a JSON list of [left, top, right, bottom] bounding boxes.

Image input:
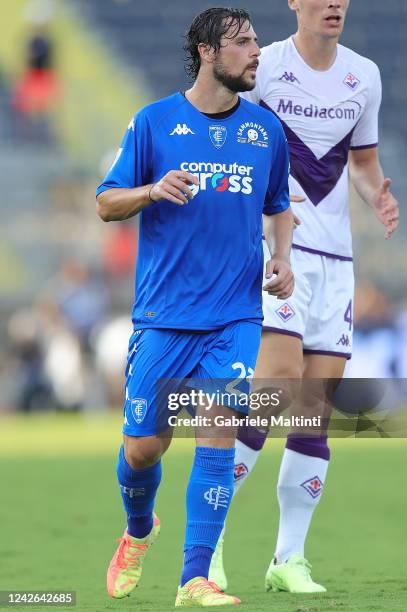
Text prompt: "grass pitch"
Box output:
[[0, 414, 406, 611]]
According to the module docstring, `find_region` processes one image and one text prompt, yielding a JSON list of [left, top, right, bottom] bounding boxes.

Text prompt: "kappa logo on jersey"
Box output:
[[279, 71, 300, 84], [301, 475, 324, 499], [170, 123, 195, 136], [336, 334, 351, 347], [234, 462, 249, 482], [130, 398, 148, 424], [180, 161, 254, 195], [237, 122, 269, 148], [209, 125, 227, 149], [344, 72, 361, 91], [276, 302, 295, 322]]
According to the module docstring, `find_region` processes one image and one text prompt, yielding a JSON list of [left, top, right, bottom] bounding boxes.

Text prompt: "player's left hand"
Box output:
[[289, 194, 305, 229], [372, 178, 399, 240], [263, 257, 294, 299]]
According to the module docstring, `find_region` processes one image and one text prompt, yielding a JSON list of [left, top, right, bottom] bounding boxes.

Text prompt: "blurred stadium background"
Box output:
[[0, 2, 406, 610], [0, 0, 406, 415]]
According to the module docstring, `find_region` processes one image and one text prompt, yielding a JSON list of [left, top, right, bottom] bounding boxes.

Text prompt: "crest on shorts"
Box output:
[[301, 475, 324, 499], [131, 398, 148, 424], [343, 72, 360, 91], [276, 302, 295, 322], [209, 125, 227, 149]]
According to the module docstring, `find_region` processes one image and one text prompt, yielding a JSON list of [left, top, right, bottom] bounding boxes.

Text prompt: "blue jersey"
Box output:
[[97, 92, 289, 330]]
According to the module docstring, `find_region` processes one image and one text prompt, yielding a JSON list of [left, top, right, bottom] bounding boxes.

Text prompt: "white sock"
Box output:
[[275, 448, 329, 563], [217, 439, 262, 543], [233, 438, 262, 494]]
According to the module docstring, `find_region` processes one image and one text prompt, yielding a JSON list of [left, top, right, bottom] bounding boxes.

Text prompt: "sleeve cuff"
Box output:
[[263, 199, 290, 216], [350, 143, 378, 151], [96, 185, 111, 197]]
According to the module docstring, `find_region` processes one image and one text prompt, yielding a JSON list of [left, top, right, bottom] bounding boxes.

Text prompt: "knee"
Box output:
[[272, 362, 302, 380], [123, 435, 169, 469]]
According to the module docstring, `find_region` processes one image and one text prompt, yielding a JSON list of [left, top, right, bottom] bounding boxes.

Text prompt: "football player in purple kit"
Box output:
[[210, 0, 400, 594]]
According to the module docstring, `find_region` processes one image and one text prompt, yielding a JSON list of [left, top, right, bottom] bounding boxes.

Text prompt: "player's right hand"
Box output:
[[149, 171, 199, 205]]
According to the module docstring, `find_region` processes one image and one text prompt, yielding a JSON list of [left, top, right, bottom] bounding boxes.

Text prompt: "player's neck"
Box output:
[[185, 81, 239, 115], [292, 31, 338, 71]]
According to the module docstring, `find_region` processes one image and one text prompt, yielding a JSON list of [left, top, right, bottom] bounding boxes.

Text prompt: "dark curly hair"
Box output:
[[184, 7, 252, 81]]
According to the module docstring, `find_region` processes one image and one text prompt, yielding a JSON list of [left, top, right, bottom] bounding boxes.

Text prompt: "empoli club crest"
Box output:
[[131, 398, 148, 424], [209, 125, 227, 149]]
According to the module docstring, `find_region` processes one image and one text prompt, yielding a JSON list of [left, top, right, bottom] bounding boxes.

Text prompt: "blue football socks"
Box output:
[[181, 446, 235, 586], [116, 445, 162, 538]]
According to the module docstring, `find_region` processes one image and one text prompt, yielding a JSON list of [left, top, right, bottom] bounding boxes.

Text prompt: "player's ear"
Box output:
[[288, 0, 299, 12], [197, 42, 216, 65]]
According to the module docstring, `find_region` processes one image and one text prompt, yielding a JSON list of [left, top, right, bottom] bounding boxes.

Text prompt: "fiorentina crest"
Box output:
[[131, 398, 148, 424], [343, 72, 360, 91], [209, 125, 227, 149], [234, 462, 249, 482], [301, 475, 324, 499], [276, 302, 295, 322]]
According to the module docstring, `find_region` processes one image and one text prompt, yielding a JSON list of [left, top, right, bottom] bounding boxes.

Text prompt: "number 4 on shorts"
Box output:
[[344, 300, 353, 331]]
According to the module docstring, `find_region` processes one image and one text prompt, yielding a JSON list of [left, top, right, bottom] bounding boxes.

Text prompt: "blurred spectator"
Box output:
[[43, 327, 84, 412], [12, 0, 60, 116], [41, 259, 111, 352], [32, 259, 111, 411], [6, 308, 53, 412], [5, 303, 86, 413], [93, 316, 132, 407], [102, 223, 137, 278], [99, 149, 138, 302], [13, 37, 60, 115]]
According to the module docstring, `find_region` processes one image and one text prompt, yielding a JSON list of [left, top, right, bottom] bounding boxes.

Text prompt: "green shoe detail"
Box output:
[[175, 577, 240, 607], [208, 533, 228, 592], [265, 554, 327, 594]]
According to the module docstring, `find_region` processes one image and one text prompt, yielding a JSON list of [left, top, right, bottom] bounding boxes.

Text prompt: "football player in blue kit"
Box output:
[[97, 7, 294, 607]]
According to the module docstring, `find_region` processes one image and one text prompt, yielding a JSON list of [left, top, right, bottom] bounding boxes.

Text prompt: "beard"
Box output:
[[213, 60, 256, 93]]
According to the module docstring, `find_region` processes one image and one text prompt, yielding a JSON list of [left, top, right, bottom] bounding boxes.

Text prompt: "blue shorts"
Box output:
[[123, 321, 262, 437]]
